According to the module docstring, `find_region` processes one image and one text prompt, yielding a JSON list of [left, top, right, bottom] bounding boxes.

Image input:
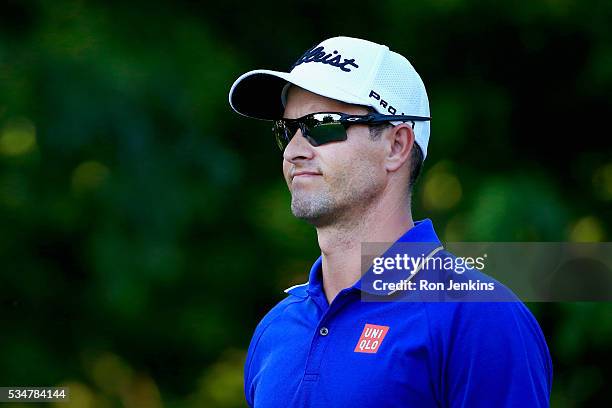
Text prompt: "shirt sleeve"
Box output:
[[429, 301, 553, 407]]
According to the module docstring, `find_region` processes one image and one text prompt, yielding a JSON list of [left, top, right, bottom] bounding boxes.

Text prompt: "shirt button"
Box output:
[[319, 327, 329, 336]]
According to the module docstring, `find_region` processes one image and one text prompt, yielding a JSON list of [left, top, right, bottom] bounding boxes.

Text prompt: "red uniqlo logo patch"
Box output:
[[354, 323, 390, 353]]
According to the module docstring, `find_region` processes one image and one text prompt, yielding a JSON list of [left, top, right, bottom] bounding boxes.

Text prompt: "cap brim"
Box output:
[[229, 69, 368, 121], [229, 69, 293, 120]]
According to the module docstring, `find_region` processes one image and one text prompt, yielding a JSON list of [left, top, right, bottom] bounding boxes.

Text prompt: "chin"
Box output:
[[292, 197, 330, 219]]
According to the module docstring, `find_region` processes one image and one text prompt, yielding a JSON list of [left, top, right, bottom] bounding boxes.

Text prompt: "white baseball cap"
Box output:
[[228, 36, 432, 158]]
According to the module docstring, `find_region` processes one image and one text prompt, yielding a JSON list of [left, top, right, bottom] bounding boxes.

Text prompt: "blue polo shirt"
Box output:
[[244, 219, 553, 407]]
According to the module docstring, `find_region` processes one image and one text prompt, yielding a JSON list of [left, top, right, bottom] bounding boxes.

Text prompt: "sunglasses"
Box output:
[[272, 112, 431, 151]]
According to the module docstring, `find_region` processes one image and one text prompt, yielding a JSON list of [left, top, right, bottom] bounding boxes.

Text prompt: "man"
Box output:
[[228, 37, 552, 407]]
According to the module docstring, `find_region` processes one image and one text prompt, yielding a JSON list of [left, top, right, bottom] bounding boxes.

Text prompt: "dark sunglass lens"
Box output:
[[308, 122, 347, 146], [273, 121, 299, 151]]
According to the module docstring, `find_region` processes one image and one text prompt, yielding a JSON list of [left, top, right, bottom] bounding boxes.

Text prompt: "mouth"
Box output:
[[291, 171, 322, 182]]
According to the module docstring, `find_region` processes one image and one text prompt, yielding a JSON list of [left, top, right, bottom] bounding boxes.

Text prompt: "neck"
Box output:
[[316, 194, 414, 305]]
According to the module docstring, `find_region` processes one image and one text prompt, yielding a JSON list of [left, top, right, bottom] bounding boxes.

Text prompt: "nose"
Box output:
[[283, 128, 315, 163]]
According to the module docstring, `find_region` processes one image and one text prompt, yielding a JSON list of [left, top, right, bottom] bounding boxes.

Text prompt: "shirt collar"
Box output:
[[295, 218, 442, 299]]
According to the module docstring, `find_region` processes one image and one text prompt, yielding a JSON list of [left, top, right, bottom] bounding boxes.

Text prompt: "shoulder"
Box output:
[[423, 249, 550, 351], [423, 298, 553, 393], [425, 300, 552, 405], [245, 282, 309, 369], [422, 250, 553, 385], [250, 282, 309, 341], [423, 297, 546, 342]]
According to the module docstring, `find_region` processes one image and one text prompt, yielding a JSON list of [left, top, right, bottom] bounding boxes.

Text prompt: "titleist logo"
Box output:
[[291, 46, 359, 72]]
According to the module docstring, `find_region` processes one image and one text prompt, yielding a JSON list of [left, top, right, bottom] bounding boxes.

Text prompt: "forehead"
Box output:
[[284, 85, 369, 119]]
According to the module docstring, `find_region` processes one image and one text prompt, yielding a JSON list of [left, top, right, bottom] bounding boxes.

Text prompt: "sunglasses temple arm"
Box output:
[[379, 115, 431, 122]]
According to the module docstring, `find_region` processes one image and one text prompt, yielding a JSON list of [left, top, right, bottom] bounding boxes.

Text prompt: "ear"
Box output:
[[383, 124, 415, 173]]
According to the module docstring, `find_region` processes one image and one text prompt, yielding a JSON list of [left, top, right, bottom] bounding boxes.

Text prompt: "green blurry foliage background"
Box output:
[[0, 0, 610, 407]]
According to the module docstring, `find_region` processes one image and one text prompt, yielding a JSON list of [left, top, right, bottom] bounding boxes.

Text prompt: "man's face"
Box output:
[[282, 86, 388, 227]]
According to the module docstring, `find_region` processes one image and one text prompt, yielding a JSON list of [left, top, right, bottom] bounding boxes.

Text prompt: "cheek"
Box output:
[[350, 134, 386, 176], [352, 148, 386, 185], [325, 141, 385, 187]]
